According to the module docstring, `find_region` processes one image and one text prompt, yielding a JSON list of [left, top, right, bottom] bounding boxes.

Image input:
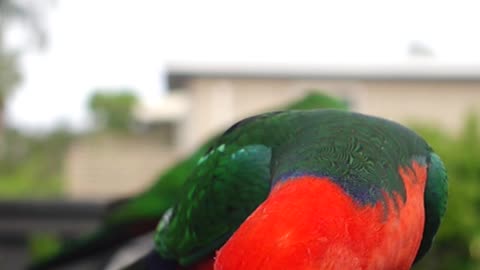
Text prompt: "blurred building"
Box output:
[[67, 62, 480, 199], [66, 133, 177, 199], [164, 62, 480, 154]]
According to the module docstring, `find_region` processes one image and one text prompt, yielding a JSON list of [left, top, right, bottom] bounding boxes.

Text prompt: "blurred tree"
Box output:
[[412, 113, 480, 270], [88, 90, 139, 131], [0, 47, 20, 133], [0, 126, 73, 198], [0, 0, 48, 134], [285, 91, 349, 110]]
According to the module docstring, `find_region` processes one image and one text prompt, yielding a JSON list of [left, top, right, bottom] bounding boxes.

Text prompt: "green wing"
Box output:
[[415, 152, 448, 262], [155, 143, 271, 266]]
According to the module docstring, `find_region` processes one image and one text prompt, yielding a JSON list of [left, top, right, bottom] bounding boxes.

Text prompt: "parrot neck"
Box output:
[[215, 162, 427, 270]]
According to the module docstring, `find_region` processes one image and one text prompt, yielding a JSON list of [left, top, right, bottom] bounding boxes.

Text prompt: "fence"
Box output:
[[0, 200, 106, 269]]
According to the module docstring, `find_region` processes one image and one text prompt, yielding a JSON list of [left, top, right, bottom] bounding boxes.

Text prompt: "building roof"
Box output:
[[166, 62, 480, 88]]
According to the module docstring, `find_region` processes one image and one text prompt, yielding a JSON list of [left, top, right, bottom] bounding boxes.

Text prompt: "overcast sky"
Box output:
[[5, 0, 480, 131]]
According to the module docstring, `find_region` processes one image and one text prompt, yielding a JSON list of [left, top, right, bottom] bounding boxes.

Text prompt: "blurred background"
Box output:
[[1, 0, 480, 269]]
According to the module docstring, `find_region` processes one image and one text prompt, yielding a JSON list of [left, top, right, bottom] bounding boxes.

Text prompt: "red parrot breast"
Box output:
[[215, 162, 427, 270]]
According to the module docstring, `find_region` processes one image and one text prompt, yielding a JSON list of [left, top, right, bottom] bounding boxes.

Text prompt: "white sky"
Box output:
[[5, 0, 480, 131]]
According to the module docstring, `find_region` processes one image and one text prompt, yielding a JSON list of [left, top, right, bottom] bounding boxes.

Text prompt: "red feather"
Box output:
[[215, 162, 427, 270]]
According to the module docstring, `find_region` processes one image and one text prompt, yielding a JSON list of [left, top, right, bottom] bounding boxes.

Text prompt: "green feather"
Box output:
[[155, 145, 271, 265], [415, 152, 448, 262]]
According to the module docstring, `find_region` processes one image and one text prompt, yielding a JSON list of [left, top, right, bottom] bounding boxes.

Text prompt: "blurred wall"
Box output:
[[175, 77, 480, 155], [66, 134, 177, 199]]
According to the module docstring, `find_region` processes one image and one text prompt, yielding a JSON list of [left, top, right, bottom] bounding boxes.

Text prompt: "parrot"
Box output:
[[123, 109, 448, 270], [28, 92, 349, 270]]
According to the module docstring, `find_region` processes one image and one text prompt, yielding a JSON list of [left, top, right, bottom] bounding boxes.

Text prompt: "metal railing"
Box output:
[[0, 200, 106, 270]]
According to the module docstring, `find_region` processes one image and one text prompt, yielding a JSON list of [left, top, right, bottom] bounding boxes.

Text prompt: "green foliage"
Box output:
[[0, 49, 21, 102], [412, 113, 480, 270], [28, 233, 62, 262], [285, 91, 349, 111], [88, 90, 138, 131], [0, 128, 71, 198]]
